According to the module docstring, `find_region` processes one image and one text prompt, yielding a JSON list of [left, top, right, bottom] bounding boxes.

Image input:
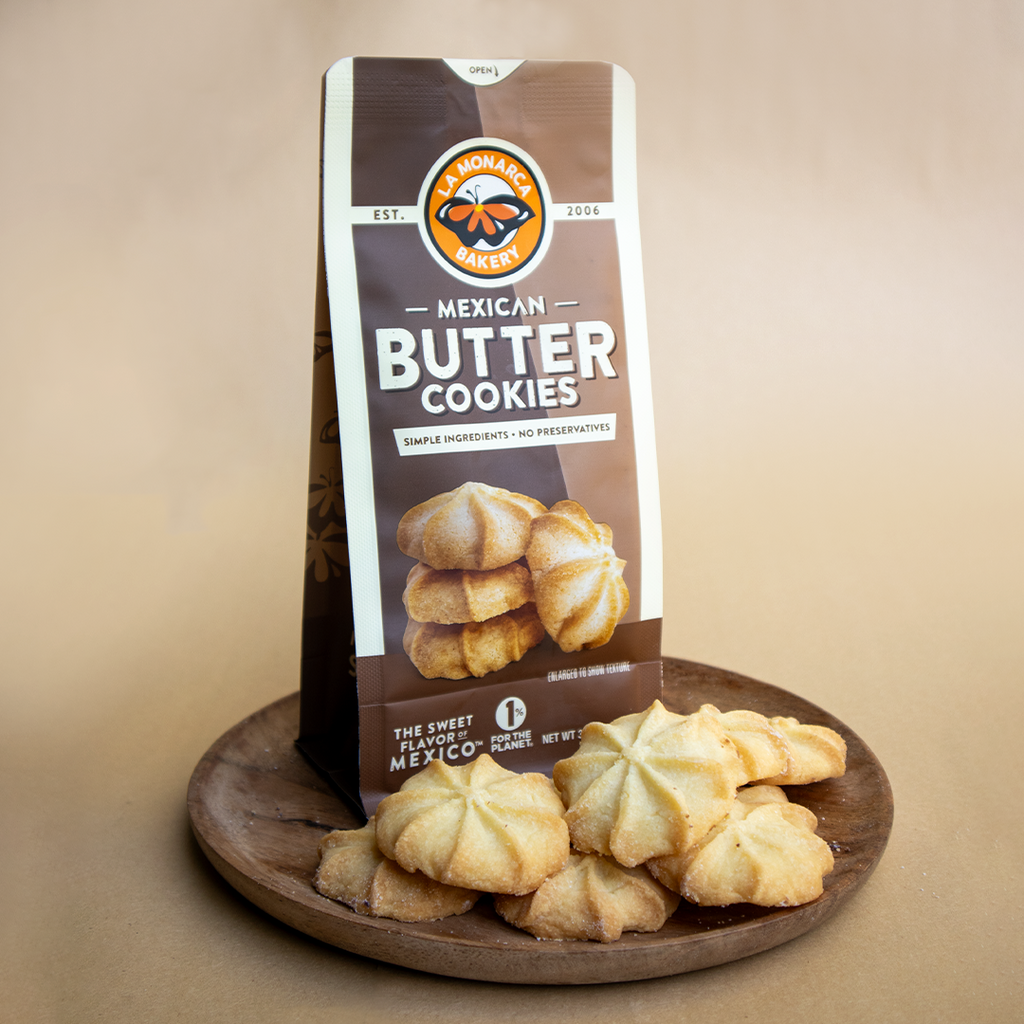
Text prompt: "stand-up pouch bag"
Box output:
[[298, 57, 663, 816]]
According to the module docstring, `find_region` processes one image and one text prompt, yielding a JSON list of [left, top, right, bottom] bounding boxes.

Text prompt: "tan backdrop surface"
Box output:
[[2, 2, 1021, 1021]]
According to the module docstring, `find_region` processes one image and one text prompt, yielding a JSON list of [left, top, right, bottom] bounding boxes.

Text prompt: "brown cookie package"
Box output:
[[297, 57, 663, 816]]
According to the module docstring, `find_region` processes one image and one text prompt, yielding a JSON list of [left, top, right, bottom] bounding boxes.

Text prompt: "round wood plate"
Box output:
[[187, 657, 892, 985]]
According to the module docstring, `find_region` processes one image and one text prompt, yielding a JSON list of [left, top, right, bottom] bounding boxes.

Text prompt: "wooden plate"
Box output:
[[187, 658, 892, 985]]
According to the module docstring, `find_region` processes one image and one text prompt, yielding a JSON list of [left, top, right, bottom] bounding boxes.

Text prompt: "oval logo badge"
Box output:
[[419, 140, 550, 286]]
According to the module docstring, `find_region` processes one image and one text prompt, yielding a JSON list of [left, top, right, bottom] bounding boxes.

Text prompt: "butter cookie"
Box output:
[[758, 716, 847, 786], [314, 819, 480, 921], [374, 754, 570, 895], [647, 785, 834, 906], [403, 603, 545, 679], [397, 482, 546, 571], [526, 500, 629, 652], [402, 560, 534, 625], [553, 701, 744, 866], [494, 852, 680, 942], [697, 704, 790, 784]]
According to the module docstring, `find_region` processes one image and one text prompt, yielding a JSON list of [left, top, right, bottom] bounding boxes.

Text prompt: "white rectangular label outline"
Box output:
[[322, 58, 385, 655], [612, 64, 663, 619], [393, 413, 616, 457]]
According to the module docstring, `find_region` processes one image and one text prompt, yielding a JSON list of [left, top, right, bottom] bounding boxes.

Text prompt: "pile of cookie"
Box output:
[[397, 482, 629, 679], [313, 699, 847, 942]]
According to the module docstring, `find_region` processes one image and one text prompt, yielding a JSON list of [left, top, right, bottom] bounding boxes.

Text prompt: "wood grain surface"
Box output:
[[186, 658, 893, 984]]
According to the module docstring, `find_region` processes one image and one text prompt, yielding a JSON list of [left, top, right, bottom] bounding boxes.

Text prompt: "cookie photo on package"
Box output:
[[298, 57, 663, 816]]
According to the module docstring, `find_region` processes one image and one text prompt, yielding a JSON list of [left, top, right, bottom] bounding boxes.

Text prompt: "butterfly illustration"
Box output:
[[435, 187, 535, 248]]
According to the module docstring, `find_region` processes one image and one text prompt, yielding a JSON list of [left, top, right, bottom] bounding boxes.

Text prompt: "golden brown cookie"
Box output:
[[374, 754, 570, 895], [314, 819, 480, 921], [494, 852, 680, 942], [403, 603, 545, 679], [552, 701, 744, 867], [397, 482, 547, 571], [402, 560, 534, 624], [525, 499, 629, 652], [697, 704, 790, 784], [758, 716, 848, 786], [647, 785, 834, 906]]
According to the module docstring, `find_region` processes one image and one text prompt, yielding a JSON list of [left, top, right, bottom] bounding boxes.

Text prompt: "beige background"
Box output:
[[2, 1, 1022, 1020]]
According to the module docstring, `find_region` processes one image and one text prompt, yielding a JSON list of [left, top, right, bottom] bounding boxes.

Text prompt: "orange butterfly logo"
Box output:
[[435, 186, 534, 248]]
